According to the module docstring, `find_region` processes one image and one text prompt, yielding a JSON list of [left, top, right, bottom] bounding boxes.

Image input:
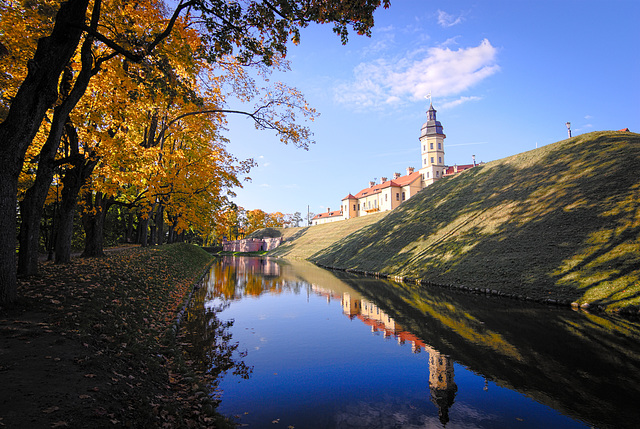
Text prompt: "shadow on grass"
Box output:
[[312, 131, 640, 309], [268, 227, 311, 257]]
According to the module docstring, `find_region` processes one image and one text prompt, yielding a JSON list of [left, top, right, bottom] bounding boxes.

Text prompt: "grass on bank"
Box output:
[[262, 211, 389, 259], [12, 243, 235, 428], [267, 131, 639, 312]]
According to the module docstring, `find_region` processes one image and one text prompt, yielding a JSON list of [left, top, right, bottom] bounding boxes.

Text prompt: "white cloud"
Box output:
[[437, 10, 464, 27], [334, 39, 499, 110], [259, 183, 271, 188], [263, 162, 271, 167], [362, 25, 396, 56], [439, 36, 461, 48], [440, 96, 481, 109]]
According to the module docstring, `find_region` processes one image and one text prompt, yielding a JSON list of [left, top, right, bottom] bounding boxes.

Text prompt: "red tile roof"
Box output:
[[342, 193, 357, 201], [312, 210, 342, 220], [352, 172, 422, 199], [392, 171, 422, 187], [444, 164, 475, 175], [619, 128, 630, 132]]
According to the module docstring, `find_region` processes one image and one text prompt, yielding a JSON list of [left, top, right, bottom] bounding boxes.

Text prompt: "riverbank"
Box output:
[[0, 244, 234, 428], [267, 131, 640, 313]]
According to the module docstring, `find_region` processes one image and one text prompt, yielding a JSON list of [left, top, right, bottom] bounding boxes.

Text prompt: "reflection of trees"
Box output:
[[180, 257, 315, 398], [181, 289, 252, 395], [202, 257, 308, 300]]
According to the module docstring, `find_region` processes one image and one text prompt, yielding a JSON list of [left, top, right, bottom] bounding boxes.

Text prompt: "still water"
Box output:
[[182, 256, 640, 428]]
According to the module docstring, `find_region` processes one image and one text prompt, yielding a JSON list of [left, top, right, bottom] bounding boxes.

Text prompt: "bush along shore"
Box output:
[[0, 243, 238, 428]]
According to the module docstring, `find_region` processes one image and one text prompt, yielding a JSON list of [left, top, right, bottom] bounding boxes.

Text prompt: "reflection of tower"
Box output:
[[428, 348, 458, 426], [341, 293, 360, 318]]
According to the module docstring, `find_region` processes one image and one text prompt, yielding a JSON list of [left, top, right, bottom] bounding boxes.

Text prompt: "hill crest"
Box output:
[[266, 131, 639, 311]]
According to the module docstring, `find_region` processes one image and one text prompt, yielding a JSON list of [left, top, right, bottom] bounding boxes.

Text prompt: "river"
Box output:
[[181, 256, 640, 429]]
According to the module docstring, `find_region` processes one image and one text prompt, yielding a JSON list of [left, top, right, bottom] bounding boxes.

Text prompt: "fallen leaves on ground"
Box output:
[[11, 244, 232, 428]]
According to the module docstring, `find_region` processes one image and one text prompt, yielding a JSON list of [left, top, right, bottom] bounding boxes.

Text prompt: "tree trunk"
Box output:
[[155, 205, 164, 245], [166, 214, 178, 244], [55, 156, 98, 263], [0, 0, 90, 305], [17, 185, 46, 276], [54, 193, 77, 264], [0, 177, 18, 305], [138, 210, 150, 247], [125, 210, 134, 243], [149, 206, 157, 246], [17, 38, 104, 275], [81, 192, 110, 257]]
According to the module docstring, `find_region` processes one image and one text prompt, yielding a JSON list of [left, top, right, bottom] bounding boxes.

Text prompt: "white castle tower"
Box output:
[[418, 103, 446, 187]]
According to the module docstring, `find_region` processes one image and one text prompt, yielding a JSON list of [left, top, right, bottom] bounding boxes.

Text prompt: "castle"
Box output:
[[312, 104, 475, 225]]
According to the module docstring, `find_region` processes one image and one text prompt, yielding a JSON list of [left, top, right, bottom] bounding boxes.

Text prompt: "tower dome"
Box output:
[[421, 103, 444, 137]]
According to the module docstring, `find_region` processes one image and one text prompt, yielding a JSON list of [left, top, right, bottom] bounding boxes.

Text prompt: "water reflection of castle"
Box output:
[[222, 256, 281, 276], [337, 289, 458, 425]]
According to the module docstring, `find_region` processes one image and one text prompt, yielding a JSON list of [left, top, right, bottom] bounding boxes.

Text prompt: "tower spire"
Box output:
[[419, 100, 446, 187]]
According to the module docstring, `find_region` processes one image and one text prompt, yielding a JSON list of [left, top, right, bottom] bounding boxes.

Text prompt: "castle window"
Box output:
[[385, 194, 387, 202], [426, 172, 430, 178], [438, 157, 442, 163], [402, 192, 406, 201], [431, 157, 434, 163], [423, 145, 425, 151], [353, 204, 356, 210], [438, 143, 441, 149], [430, 142, 434, 149], [396, 193, 399, 201], [436, 171, 439, 177]]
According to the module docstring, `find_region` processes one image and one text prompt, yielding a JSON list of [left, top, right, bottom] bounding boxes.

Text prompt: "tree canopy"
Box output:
[[0, 0, 390, 306]]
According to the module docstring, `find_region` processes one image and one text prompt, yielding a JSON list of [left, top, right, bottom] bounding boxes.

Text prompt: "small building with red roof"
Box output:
[[311, 208, 344, 226]]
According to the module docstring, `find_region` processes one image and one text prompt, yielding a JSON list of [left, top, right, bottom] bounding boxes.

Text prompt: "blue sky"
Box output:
[[223, 0, 640, 219]]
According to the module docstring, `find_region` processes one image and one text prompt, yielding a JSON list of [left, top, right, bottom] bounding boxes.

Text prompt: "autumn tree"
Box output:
[[0, 0, 390, 306]]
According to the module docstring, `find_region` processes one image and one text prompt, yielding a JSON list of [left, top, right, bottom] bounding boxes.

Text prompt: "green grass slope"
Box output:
[[266, 211, 389, 259], [310, 131, 640, 311]]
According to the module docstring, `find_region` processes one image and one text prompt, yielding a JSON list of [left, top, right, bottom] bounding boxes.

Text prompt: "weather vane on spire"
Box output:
[[425, 91, 432, 106]]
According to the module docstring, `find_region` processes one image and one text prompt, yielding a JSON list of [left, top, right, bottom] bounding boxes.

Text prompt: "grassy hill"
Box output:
[[272, 131, 639, 311], [258, 211, 389, 259]]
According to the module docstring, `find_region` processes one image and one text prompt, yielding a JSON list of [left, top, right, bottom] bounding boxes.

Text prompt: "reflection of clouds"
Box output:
[[258, 314, 268, 320], [332, 400, 459, 429], [282, 313, 299, 319], [334, 391, 498, 429], [332, 398, 496, 428], [448, 402, 498, 422], [259, 337, 268, 343]]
